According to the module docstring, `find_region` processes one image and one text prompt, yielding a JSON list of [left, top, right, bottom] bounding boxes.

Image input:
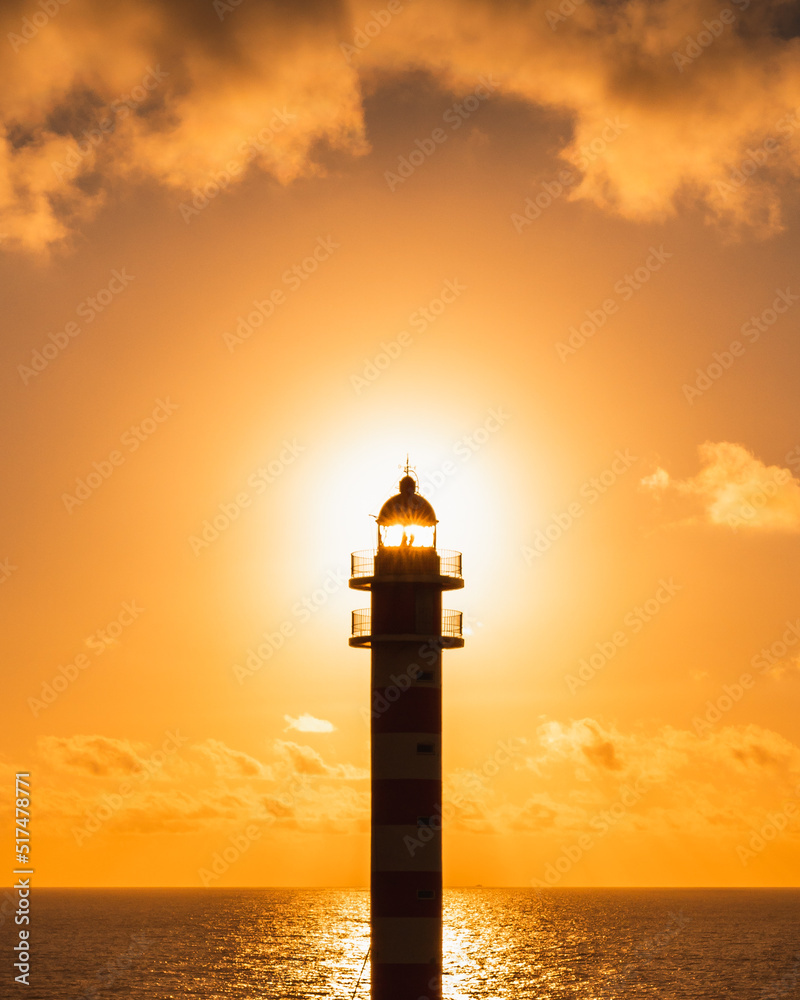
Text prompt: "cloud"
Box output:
[[0, 0, 366, 250], [37, 734, 147, 776], [275, 739, 331, 775], [581, 733, 623, 771], [443, 716, 800, 839], [760, 652, 800, 681], [355, 0, 800, 237], [273, 739, 367, 778], [283, 713, 336, 733], [100, 789, 255, 834], [193, 739, 272, 778], [640, 441, 800, 531], [3, 0, 800, 250], [17, 732, 369, 837], [13, 722, 800, 847]]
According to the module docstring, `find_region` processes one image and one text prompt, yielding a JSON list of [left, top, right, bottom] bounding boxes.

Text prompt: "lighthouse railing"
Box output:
[[350, 548, 462, 580], [437, 550, 462, 579], [351, 608, 371, 637], [351, 608, 463, 640], [440, 610, 463, 639]]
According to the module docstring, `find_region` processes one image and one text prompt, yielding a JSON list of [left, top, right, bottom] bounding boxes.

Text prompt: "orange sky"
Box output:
[[2, 0, 800, 888]]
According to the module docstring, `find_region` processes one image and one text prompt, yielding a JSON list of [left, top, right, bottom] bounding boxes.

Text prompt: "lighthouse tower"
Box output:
[[349, 472, 464, 1000]]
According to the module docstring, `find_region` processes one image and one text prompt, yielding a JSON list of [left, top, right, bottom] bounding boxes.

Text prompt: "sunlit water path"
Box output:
[[17, 887, 800, 999]]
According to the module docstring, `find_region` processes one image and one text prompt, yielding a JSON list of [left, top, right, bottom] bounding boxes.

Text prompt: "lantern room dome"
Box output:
[[376, 475, 437, 526]]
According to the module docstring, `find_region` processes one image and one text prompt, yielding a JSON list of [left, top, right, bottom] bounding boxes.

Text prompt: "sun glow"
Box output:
[[380, 523, 436, 547]]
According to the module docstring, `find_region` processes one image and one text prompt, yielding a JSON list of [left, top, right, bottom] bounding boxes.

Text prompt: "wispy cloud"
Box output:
[[641, 441, 800, 531], [5, 720, 799, 846], [37, 734, 148, 776], [193, 738, 271, 778], [444, 716, 800, 837]]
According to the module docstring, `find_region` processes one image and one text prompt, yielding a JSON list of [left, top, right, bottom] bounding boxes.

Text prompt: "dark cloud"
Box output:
[[583, 737, 623, 771], [2, 0, 800, 250], [38, 734, 146, 776]]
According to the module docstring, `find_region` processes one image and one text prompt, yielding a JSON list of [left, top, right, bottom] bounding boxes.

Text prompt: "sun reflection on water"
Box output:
[[30, 887, 800, 999]]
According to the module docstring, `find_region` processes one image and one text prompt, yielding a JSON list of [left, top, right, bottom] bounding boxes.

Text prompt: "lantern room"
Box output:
[[376, 473, 437, 549]]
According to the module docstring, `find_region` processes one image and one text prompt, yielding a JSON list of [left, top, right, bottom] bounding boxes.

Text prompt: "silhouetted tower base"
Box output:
[[350, 475, 464, 1000]]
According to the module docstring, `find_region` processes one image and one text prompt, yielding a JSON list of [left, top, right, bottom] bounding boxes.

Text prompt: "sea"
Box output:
[[3, 888, 799, 999]]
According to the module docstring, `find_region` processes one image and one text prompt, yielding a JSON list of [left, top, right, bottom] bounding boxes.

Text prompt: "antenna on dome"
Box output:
[[399, 454, 419, 491]]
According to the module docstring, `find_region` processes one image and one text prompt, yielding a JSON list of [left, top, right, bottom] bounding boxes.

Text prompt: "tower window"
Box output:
[[417, 889, 435, 899], [416, 743, 436, 755], [417, 816, 439, 828], [419, 670, 435, 682]]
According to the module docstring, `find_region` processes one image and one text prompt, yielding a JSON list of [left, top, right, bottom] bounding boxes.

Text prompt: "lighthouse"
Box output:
[[349, 471, 464, 1000]]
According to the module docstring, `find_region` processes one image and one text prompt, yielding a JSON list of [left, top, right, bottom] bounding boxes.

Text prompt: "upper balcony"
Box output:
[[350, 607, 464, 649], [349, 547, 463, 591]]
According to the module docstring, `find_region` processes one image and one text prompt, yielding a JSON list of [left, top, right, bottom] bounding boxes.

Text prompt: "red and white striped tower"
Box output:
[[350, 472, 464, 1000]]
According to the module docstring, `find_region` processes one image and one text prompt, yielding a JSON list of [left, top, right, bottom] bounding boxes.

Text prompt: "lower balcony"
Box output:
[[349, 608, 464, 649]]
